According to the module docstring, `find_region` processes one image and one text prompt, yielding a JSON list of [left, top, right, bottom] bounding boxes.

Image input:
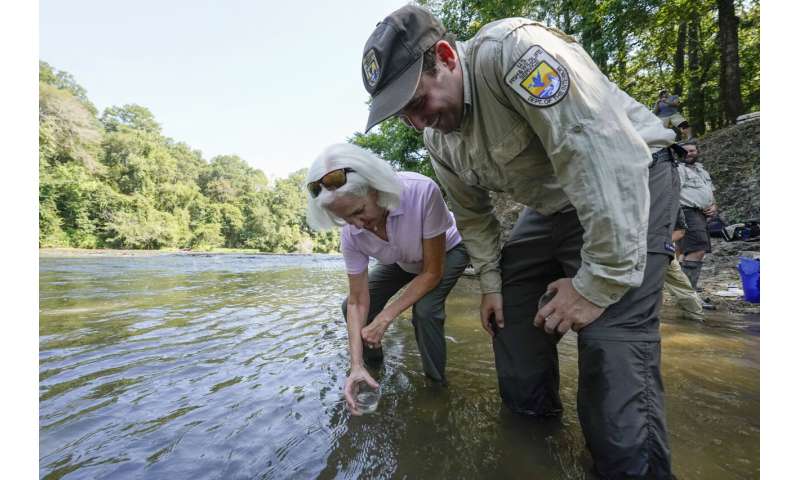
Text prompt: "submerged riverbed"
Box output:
[[39, 253, 759, 479]]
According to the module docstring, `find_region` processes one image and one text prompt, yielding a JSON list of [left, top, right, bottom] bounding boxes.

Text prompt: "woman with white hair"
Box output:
[[306, 143, 468, 414]]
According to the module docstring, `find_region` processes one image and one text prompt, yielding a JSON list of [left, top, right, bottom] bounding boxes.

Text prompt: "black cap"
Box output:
[[361, 5, 446, 132]]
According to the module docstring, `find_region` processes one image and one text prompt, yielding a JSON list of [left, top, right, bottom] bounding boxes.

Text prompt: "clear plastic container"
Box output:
[[355, 381, 380, 414]]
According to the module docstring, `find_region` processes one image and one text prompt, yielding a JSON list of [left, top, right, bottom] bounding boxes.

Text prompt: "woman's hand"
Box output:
[[361, 314, 391, 349], [343, 366, 379, 415]]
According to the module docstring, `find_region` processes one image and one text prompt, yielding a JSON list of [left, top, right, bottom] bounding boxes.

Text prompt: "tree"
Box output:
[[717, 0, 744, 124], [350, 117, 432, 178], [673, 21, 687, 96], [39, 61, 97, 115], [100, 104, 162, 134], [39, 82, 103, 172]]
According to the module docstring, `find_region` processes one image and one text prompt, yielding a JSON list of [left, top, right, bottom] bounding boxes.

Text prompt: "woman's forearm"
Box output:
[[346, 299, 369, 367]]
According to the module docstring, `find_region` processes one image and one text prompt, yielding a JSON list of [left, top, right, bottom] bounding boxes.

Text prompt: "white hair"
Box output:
[[305, 143, 404, 231]]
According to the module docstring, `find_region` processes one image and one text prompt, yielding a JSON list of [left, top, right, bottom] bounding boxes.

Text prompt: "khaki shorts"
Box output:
[[661, 112, 687, 128]]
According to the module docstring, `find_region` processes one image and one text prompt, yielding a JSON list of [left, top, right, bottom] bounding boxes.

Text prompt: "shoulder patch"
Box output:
[[504, 45, 570, 107]]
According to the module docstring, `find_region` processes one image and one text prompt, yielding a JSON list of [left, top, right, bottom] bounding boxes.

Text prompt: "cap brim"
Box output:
[[364, 56, 423, 133]]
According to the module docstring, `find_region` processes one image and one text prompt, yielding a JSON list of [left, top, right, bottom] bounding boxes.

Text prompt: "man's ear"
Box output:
[[435, 40, 458, 71]]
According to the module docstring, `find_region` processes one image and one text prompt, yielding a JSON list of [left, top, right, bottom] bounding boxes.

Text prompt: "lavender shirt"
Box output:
[[341, 172, 462, 275]]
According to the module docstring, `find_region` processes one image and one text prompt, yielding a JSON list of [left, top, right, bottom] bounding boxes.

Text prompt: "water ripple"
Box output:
[[40, 255, 760, 479]]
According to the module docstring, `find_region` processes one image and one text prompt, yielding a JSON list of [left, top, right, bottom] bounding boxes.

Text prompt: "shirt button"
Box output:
[[610, 293, 619, 300], [570, 124, 583, 133]]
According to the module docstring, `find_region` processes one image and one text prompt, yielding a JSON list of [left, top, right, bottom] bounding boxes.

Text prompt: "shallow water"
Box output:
[[39, 253, 759, 479]]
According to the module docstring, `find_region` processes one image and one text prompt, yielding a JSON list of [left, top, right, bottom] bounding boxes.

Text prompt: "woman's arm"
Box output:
[[343, 271, 378, 414], [346, 271, 370, 366], [360, 234, 446, 348]]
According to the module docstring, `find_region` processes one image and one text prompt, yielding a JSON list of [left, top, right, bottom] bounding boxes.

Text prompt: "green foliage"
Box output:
[[39, 82, 104, 172], [100, 104, 162, 134], [39, 63, 339, 253], [39, 61, 98, 115], [350, 117, 434, 178], [105, 198, 188, 249]]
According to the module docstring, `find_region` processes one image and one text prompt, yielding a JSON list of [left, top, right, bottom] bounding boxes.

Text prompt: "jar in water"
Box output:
[[355, 381, 380, 414]]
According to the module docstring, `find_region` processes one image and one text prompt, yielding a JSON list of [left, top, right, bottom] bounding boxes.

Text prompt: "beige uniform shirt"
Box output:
[[678, 163, 715, 209], [424, 18, 676, 308]]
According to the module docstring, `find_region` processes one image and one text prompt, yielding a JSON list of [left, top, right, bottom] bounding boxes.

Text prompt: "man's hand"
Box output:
[[703, 204, 718, 217], [361, 313, 391, 349], [480, 293, 504, 337], [533, 278, 605, 334], [343, 366, 379, 415]]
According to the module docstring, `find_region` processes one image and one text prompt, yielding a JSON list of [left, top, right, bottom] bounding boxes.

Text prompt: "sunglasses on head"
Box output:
[[307, 168, 355, 198]]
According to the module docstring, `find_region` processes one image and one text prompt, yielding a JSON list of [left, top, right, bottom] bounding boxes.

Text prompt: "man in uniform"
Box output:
[[676, 140, 717, 297], [359, 5, 678, 478]]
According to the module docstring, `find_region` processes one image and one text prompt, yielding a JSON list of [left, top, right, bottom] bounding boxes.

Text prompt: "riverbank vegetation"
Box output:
[[39, 61, 339, 252]]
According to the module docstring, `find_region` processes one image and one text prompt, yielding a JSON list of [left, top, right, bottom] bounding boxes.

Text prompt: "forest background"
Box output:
[[39, 0, 760, 253]]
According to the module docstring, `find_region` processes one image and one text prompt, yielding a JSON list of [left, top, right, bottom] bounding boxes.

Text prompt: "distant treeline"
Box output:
[[39, 61, 339, 252]]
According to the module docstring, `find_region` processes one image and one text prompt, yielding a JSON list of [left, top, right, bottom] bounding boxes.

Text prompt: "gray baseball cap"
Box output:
[[361, 5, 446, 132]]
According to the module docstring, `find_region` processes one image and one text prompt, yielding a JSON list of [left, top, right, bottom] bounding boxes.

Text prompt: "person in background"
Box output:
[[654, 89, 692, 140], [358, 5, 678, 477], [305, 143, 468, 415], [664, 208, 705, 321], [676, 140, 717, 309]]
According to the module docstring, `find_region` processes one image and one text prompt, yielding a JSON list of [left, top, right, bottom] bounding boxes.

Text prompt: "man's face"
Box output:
[[397, 58, 464, 133], [683, 144, 699, 163]]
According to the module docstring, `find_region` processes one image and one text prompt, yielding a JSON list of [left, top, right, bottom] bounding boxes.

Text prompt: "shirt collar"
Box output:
[[456, 42, 473, 132]]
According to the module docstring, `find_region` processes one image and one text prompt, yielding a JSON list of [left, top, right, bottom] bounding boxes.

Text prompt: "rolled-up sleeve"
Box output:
[[487, 27, 651, 307], [426, 141, 503, 294]]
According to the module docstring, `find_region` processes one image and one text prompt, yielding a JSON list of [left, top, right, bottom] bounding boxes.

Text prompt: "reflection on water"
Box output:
[[40, 253, 759, 479]]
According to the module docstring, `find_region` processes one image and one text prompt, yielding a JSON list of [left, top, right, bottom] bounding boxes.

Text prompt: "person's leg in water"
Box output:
[[664, 256, 704, 321], [410, 243, 469, 384]]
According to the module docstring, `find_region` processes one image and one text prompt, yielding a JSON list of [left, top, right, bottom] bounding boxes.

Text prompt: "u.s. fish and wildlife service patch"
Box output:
[[504, 45, 570, 107], [363, 49, 380, 88]]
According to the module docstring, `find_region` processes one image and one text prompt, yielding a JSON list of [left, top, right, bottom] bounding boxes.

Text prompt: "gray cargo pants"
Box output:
[[341, 243, 469, 383], [496, 151, 679, 479]]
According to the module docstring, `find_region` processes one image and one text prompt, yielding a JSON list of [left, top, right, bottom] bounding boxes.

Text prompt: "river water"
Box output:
[[39, 253, 759, 479]]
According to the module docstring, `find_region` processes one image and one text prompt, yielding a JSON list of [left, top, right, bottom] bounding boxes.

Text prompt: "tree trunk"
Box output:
[[687, 12, 705, 135], [718, 0, 744, 124], [615, 27, 627, 87], [673, 22, 687, 96]]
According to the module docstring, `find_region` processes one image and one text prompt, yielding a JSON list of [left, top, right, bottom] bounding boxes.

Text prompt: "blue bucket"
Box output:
[[737, 257, 760, 303]]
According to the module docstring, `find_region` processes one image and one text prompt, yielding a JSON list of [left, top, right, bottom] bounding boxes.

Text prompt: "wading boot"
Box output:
[[680, 260, 703, 291]]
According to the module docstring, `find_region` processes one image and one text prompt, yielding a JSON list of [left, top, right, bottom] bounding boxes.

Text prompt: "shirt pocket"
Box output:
[[683, 175, 705, 188], [488, 123, 555, 204]]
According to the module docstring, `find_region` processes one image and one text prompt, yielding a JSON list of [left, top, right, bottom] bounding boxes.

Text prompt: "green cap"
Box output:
[[361, 5, 445, 132]]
